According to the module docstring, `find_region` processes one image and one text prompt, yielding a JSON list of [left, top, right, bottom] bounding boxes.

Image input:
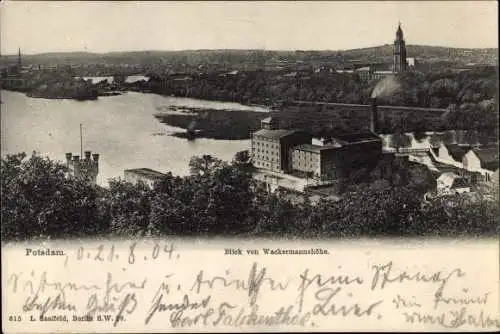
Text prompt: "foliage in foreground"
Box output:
[[1, 152, 499, 241]]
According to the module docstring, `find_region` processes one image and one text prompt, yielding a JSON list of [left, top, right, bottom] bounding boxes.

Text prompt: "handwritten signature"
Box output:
[[403, 308, 500, 329]]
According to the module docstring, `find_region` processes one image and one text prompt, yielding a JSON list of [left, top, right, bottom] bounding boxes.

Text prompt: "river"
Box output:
[[1, 90, 268, 186]]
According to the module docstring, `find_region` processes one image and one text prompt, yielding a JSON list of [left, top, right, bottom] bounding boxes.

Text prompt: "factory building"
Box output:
[[251, 117, 312, 172], [291, 132, 382, 181], [251, 98, 383, 183]]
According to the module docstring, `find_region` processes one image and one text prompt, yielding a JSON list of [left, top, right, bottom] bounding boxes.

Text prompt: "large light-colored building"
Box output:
[[336, 66, 394, 83], [124, 168, 167, 187], [462, 146, 499, 182], [436, 172, 471, 196], [251, 117, 312, 172]]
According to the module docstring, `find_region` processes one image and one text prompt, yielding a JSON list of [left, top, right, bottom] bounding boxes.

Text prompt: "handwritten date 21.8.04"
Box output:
[[64, 242, 178, 266]]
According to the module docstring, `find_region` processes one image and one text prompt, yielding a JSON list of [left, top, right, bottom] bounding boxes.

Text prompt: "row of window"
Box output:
[[253, 136, 278, 143], [255, 141, 279, 149], [292, 155, 317, 161], [254, 148, 279, 155], [255, 161, 274, 168], [293, 163, 315, 169], [294, 151, 318, 157], [256, 155, 277, 162]]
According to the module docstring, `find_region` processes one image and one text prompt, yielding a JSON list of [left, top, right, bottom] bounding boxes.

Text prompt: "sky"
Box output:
[[1, 1, 498, 55]]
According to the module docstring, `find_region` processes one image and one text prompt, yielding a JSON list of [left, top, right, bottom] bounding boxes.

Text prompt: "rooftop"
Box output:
[[261, 116, 275, 124], [253, 129, 301, 139], [294, 144, 329, 153], [294, 133, 380, 152], [437, 172, 470, 189], [124, 168, 167, 179], [472, 146, 499, 170], [328, 132, 382, 145], [444, 144, 471, 162]]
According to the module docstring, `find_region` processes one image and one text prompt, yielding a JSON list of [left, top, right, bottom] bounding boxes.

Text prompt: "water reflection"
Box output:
[[1, 90, 256, 186]]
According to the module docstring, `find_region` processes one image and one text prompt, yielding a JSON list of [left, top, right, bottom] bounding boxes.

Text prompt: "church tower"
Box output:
[[17, 48, 22, 72], [393, 23, 407, 73]]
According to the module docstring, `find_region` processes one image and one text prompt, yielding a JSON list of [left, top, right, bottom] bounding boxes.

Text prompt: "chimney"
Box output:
[[65, 152, 72, 163], [370, 97, 378, 134], [84, 150, 91, 160], [92, 153, 100, 162]]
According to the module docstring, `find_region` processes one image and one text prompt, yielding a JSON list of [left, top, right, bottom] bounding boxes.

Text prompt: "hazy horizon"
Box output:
[[1, 1, 498, 55], [2, 43, 499, 57]]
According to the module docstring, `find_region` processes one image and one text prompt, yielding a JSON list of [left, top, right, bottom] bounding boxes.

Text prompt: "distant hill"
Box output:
[[338, 44, 497, 65], [1, 45, 497, 68]]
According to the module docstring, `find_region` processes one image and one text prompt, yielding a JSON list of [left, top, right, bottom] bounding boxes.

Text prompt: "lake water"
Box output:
[[1, 90, 268, 186], [1, 90, 479, 187]]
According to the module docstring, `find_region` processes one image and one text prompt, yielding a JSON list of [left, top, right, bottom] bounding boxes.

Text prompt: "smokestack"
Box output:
[[92, 153, 99, 162], [84, 150, 91, 160], [370, 97, 378, 134], [65, 153, 72, 162]]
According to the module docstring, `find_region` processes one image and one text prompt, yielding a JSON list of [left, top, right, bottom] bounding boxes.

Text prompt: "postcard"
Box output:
[[1, 1, 499, 332]]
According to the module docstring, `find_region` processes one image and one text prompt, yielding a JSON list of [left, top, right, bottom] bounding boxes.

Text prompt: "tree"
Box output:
[[1, 152, 105, 241], [407, 164, 436, 194], [2, 149, 498, 240], [233, 150, 252, 169], [105, 179, 153, 237], [189, 155, 226, 176]]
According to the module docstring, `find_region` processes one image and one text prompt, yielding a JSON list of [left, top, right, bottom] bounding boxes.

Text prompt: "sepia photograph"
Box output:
[[1, 1, 499, 332]]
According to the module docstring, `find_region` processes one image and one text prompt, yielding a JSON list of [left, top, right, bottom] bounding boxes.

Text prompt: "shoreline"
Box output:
[[1, 87, 271, 110], [2, 88, 497, 144]]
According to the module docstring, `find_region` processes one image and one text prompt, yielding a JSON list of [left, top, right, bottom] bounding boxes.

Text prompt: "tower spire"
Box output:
[[396, 22, 404, 41], [393, 21, 407, 73], [80, 123, 83, 157], [17, 47, 22, 70]]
